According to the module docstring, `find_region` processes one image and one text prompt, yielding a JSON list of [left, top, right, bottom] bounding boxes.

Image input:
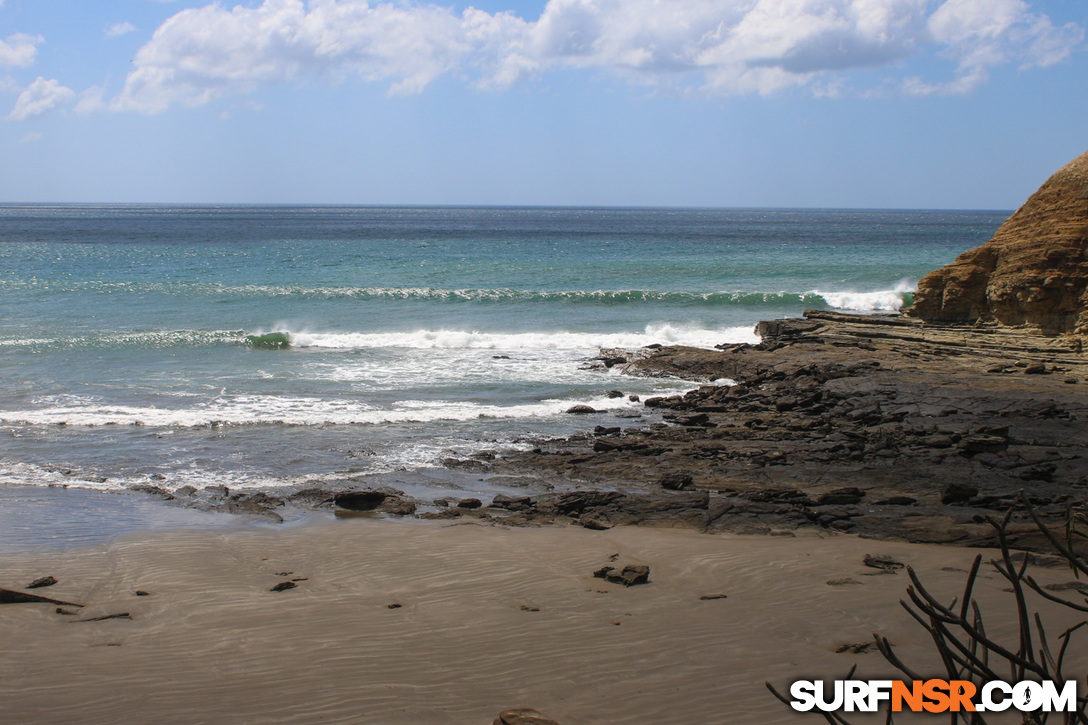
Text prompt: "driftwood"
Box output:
[[767, 493, 1088, 724]]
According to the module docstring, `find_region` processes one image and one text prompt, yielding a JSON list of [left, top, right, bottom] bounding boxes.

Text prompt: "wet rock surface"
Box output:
[[477, 311, 1088, 548]]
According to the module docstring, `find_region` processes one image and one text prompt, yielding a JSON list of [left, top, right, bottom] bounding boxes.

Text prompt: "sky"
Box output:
[[0, 0, 1085, 208]]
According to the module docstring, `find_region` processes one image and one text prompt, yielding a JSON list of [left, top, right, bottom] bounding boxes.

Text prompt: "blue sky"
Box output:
[[1, 0, 1085, 208]]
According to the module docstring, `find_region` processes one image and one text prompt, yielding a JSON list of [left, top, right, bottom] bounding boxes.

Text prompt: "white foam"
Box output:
[[0, 392, 651, 429], [290, 323, 758, 351], [813, 280, 915, 312]]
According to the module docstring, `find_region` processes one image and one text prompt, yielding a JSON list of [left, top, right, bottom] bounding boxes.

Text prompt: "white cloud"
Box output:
[[111, 0, 1084, 112], [105, 22, 138, 39], [907, 0, 1085, 95], [7, 77, 75, 120], [75, 85, 107, 115], [0, 33, 43, 68]]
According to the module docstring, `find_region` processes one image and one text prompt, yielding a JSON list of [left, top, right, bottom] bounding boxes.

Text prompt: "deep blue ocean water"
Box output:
[[0, 205, 1008, 506]]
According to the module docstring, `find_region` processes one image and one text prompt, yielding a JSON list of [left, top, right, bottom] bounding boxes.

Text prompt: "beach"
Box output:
[[6, 515, 1086, 724], [3, 203, 1087, 723]]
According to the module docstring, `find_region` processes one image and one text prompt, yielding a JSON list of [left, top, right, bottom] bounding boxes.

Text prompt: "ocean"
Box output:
[[0, 205, 1007, 514]]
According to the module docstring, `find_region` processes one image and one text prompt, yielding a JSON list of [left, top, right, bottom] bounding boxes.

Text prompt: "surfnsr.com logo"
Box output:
[[789, 679, 1079, 714]]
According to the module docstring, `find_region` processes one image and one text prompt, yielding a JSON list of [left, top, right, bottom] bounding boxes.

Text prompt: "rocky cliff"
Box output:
[[907, 150, 1088, 334]]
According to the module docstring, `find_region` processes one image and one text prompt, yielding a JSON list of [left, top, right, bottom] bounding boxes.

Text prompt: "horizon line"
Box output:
[[0, 202, 1015, 214]]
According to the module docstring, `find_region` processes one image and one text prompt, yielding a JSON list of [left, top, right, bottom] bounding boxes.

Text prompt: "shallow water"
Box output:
[[0, 486, 289, 553]]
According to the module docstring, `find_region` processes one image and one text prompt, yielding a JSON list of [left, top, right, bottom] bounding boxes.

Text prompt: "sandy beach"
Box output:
[[4, 516, 1086, 724]]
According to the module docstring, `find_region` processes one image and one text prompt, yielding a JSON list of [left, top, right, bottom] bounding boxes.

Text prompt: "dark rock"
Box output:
[[699, 593, 728, 600], [874, 496, 917, 506], [203, 485, 230, 499], [491, 494, 533, 510], [960, 434, 1009, 454], [493, 708, 561, 725], [836, 642, 874, 654], [1019, 462, 1057, 482], [863, 554, 904, 571], [135, 591, 151, 597], [580, 516, 613, 531], [593, 564, 650, 587], [658, 472, 694, 491], [334, 491, 388, 511], [77, 613, 132, 622], [1045, 581, 1088, 593], [673, 413, 711, 427], [484, 300, 1088, 546], [565, 405, 597, 415], [227, 501, 285, 523], [128, 484, 174, 500], [174, 485, 197, 497], [551, 491, 623, 516], [1024, 363, 1049, 375], [379, 496, 417, 516], [234, 492, 285, 507], [817, 487, 864, 506], [270, 581, 297, 592], [976, 425, 1010, 439], [457, 498, 483, 509], [0, 588, 82, 607], [27, 576, 58, 589], [606, 390, 625, 398], [387, 603, 403, 609], [941, 482, 979, 505], [288, 487, 337, 507], [743, 488, 812, 505]]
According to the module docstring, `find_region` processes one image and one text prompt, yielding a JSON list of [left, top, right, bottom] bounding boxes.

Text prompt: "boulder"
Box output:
[[27, 576, 58, 589], [490, 494, 533, 510], [817, 487, 864, 506], [908, 150, 1088, 334], [550, 491, 623, 516], [565, 405, 597, 415], [658, 472, 694, 491], [941, 482, 979, 505], [863, 554, 904, 571], [334, 491, 388, 511], [593, 564, 650, 587], [493, 708, 560, 725]]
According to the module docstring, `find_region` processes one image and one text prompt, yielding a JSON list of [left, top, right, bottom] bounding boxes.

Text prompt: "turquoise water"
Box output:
[[0, 205, 1006, 499]]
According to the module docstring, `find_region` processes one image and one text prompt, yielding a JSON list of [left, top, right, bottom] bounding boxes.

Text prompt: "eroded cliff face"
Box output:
[[908, 150, 1088, 334]]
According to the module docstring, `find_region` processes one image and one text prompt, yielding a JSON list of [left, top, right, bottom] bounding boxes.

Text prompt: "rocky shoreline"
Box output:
[[120, 310, 1088, 551], [476, 310, 1088, 548]]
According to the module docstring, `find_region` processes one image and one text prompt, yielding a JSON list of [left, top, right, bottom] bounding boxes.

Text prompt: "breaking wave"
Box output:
[[1, 279, 915, 310]]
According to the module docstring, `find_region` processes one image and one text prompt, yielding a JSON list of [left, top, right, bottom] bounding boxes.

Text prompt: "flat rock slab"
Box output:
[[484, 312, 1088, 549]]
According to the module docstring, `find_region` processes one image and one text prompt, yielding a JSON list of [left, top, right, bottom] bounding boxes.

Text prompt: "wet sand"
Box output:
[[4, 518, 1085, 724]]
